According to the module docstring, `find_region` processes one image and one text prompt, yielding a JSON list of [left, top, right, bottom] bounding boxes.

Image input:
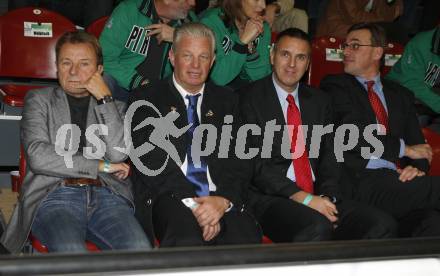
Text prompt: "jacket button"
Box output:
[[146, 199, 152, 206]]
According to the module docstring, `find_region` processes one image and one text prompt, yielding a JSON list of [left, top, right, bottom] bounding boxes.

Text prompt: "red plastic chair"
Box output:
[[85, 16, 109, 39], [16, 147, 100, 253], [0, 7, 76, 107], [308, 36, 345, 88], [381, 41, 404, 76], [422, 128, 440, 176]]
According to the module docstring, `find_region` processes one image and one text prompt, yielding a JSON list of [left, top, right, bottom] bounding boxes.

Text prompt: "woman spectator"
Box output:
[[200, 0, 272, 88]]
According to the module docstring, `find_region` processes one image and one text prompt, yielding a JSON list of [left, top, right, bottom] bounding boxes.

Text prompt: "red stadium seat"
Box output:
[[16, 147, 100, 253], [85, 16, 109, 39], [262, 235, 273, 244], [422, 128, 440, 176], [308, 36, 345, 88], [0, 7, 76, 107], [381, 41, 404, 76], [30, 234, 100, 253]]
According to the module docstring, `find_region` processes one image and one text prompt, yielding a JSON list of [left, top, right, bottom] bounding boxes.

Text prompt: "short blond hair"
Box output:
[[172, 22, 216, 54]]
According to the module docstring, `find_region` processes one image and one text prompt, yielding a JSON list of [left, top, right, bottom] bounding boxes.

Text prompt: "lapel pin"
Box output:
[[205, 110, 214, 117], [170, 106, 177, 113]]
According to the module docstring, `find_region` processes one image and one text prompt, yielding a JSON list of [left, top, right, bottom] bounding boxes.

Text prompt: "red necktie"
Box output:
[[286, 94, 314, 194], [366, 80, 388, 133]]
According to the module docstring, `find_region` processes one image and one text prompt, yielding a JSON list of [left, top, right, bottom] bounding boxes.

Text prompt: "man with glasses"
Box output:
[[321, 23, 440, 237]]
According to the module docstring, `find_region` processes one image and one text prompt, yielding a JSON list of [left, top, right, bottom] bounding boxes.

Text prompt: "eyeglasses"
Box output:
[[340, 42, 375, 51]]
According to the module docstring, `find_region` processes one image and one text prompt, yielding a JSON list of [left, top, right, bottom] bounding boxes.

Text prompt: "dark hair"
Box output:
[[273, 28, 311, 51], [220, 0, 245, 27], [55, 31, 103, 65], [347, 22, 387, 48]]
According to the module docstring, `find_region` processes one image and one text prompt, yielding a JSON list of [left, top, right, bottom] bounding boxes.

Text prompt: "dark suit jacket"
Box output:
[[238, 75, 341, 216], [129, 78, 248, 236], [320, 73, 429, 177]]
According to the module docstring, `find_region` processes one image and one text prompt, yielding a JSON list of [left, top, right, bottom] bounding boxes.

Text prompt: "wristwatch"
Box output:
[[320, 194, 339, 204], [97, 95, 114, 105]]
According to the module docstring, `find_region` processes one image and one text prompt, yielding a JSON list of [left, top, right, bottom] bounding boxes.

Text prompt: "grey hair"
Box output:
[[172, 22, 216, 54]]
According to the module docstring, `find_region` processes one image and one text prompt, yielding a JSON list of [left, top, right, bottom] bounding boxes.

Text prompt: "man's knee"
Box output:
[[159, 229, 204, 247], [294, 216, 333, 242], [221, 212, 262, 244], [365, 214, 398, 239], [49, 240, 88, 253]]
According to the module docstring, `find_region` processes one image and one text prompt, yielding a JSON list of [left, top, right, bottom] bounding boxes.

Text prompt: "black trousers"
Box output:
[[152, 194, 262, 247], [256, 197, 397, 243], [354, 169, 440, 237], [0, 243, 9, 255]]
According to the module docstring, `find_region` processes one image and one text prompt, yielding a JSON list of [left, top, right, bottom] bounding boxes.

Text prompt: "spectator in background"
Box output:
[[200, 0, 271, 88], [265, 0, 309, 33], [99, 0, 197, 102], [387, 26, 440, 132], [8, 0, 114, 27], [316, 0, 408, 43]]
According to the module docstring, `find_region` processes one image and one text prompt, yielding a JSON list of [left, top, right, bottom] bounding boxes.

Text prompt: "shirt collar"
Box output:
[[272, 73, 299, 107], [355, 74, 382, 90], [173, 74, 205, 102]]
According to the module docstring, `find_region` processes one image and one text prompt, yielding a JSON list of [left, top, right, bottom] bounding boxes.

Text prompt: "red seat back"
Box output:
[[0, 7, 76, 107], [381, 42, 404, 76], [308, 36, 345, 88], [85, 16, 109, 39]]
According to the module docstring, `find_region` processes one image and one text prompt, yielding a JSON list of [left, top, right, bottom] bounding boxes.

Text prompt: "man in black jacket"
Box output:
[[128, 22, 261, 247], [238, 28, 397, 242], [321, 23, 440, 237]]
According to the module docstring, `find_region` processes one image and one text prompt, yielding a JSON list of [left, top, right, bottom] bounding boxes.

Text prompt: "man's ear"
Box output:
[[97, 65, 104, 74], [210, 55, 216, 69], [270, 47, 275, 66], [169, 49, 175, 67], [374, 47, 384, 61]]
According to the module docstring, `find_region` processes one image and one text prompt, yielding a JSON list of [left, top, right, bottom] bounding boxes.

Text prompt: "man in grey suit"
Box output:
[[0, 31, 151, 253]]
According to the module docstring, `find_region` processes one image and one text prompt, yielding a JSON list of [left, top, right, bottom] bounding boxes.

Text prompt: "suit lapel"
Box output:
[[51, 87, 72, 135], [348, 75, 377, 124], [200, 84, 217, 126], [167, 79, 190, 155], [297, 84, 313, 129], [297, 85, 314, 167], [381, 79, 399, 136], [261, 77, 285, 125], [167, 78, 188, 125]]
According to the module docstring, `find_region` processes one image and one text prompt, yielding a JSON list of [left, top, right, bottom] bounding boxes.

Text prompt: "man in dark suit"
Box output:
[[238, 28, 397, 242], [128, 22, 261, 247], [321, 22, 440, 237]]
